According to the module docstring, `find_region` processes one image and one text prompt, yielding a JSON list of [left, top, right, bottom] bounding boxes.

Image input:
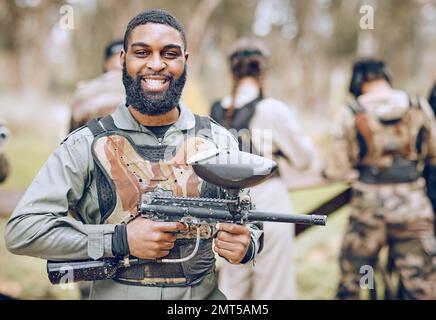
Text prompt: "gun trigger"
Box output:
[[183, 222, 190, 232], [211, 225, 218, 238]]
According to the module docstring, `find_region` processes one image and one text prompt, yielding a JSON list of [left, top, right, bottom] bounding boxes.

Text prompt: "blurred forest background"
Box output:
[[0, 0, 435, 299]]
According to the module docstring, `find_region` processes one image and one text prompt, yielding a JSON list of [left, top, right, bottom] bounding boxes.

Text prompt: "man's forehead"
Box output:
[[128, 23, 184, 49]]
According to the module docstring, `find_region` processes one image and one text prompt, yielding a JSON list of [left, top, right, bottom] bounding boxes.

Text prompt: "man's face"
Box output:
[[121, 23, 189, 116]]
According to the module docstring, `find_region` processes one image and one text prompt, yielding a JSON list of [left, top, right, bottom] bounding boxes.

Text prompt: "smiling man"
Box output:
[[5, 9, 262, 300]]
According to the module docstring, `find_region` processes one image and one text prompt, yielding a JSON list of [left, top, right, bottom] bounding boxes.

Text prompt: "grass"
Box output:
[[0, 218, 80, 299], [291, 184, 350, 300]]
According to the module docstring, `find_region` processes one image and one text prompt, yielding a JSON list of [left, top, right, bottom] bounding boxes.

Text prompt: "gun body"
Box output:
[[47, 193, 325, 284], [47, 258, 149, 284], [140, 194, 326, 226]]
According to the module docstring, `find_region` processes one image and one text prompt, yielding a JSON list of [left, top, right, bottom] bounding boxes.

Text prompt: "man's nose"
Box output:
[[146, 53, 166, 72]]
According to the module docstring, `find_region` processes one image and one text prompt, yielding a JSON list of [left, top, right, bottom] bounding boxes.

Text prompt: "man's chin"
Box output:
[[130, 98, 178, 116], [144, 91, 168, 101]]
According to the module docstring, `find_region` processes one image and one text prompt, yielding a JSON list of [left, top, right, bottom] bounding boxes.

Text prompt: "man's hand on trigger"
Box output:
[[126, 217, 187, 260], [213, 223, 251, 264]]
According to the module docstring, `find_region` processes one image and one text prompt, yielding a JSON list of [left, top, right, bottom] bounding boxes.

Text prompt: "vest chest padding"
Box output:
[[92, 133, 218, 224]]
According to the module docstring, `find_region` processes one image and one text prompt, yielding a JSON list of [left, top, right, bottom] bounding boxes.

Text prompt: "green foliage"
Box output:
[[0, 124, 77, 299], [291, 184, 349, 299], [0, 218, 80, 299]]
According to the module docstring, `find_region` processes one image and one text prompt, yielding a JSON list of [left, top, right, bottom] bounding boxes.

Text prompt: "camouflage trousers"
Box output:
[[337, 179, 436, 300]]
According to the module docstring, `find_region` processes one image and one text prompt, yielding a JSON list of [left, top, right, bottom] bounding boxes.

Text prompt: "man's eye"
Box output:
[[163, 51, 178, 58], [135, 51, 148, 56]]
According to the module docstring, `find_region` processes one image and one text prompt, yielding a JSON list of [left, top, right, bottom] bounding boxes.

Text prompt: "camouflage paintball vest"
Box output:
[[349, 95, 427, 184], [87, 114, 221, 287]]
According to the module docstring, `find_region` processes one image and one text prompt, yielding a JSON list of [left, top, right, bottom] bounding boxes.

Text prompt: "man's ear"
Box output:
[[120, 49, 126, 66], [184, 51, 189, 63]]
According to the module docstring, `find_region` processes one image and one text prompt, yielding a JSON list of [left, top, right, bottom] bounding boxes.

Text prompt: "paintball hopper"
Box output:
[[188, 149, 278, 189]]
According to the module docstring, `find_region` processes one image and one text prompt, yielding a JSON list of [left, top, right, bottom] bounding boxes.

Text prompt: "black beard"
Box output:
[[122, 62, 187, 116]]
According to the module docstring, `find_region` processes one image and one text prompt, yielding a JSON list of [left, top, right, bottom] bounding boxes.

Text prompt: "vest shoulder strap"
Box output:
[[100, 115, 117, 131], [86, 115, 117, 137], [193, 114, 213, 140], [86, 119, 105, 137]]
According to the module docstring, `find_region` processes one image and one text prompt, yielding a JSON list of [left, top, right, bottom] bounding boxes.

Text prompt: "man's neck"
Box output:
[[128, 105, 180, 127]]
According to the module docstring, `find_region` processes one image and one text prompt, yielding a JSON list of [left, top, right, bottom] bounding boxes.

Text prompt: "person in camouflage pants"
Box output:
[[340, 181, 436, 299], [324, 58, 436, 299], [424, 83, 436, 233]]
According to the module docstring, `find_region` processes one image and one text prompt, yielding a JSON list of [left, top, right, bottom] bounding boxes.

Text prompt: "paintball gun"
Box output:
[[47, 149, 327, 284]]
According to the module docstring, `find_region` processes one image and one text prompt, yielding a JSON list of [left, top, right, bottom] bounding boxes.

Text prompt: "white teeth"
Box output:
[[145, 79, 165, 87]]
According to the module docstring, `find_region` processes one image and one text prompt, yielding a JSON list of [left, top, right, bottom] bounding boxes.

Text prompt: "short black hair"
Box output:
[[349, 58, 391, 97], [123, 9, 187, 52], [104, 39, 123, 61]]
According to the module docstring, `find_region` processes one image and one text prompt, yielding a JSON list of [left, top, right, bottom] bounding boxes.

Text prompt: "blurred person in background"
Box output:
[[428, 83, 436, 115], [210, 38, 315, 300], [424, 83, 436, 232], [324, 58, 436, 299], [68, 39, 125, 133], [0, 119, 10, 183]]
